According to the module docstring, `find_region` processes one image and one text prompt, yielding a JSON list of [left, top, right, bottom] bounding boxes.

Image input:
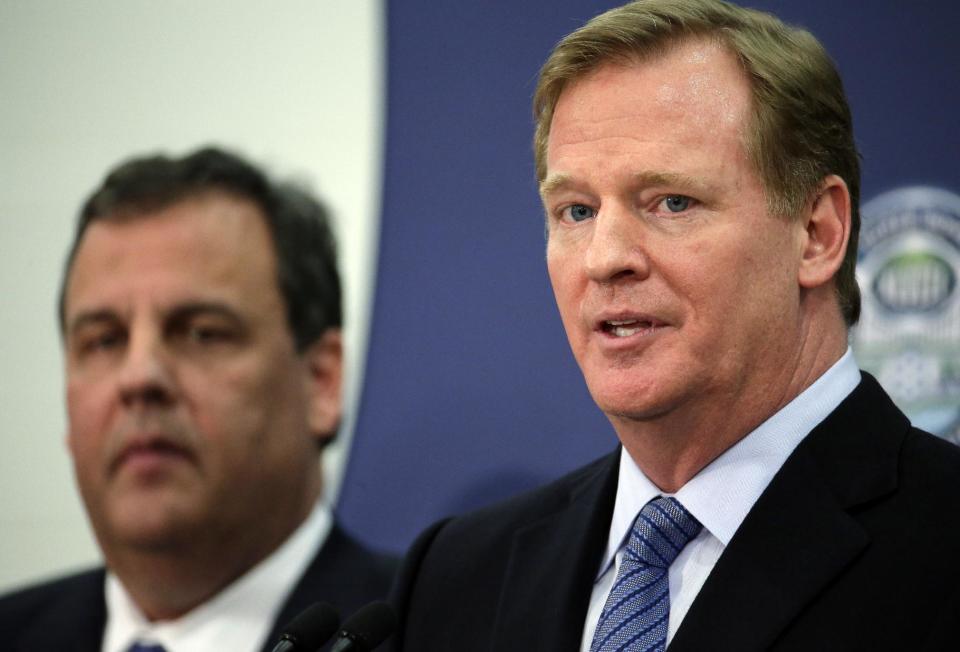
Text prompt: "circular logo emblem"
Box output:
[[851, 186, 960, 444]]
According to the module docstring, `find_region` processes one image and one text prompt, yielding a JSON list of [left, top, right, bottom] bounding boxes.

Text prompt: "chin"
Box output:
[[589, 383, 676, 423], [106, 499, 203, 551]]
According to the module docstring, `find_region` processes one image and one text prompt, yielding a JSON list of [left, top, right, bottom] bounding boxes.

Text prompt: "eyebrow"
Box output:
[[539, 170, 717, 199], [67, 301, 244, 338], [538, 173, 574, 199], [632, 171, 717, 195], [166, 302, 244, 326], [67, 310, 119, 339]]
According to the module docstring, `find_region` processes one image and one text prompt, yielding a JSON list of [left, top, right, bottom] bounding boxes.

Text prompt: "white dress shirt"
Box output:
[[102, 499, 333, 652], [580, 349, 861, 651]]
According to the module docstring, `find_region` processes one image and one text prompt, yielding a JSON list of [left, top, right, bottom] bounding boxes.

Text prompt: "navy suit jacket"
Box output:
[[390, 374, 960, 651], [0, 523, 396, 652]]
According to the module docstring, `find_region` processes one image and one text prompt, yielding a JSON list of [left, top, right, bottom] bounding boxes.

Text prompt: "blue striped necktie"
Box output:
[[590, 496, 703, 652]]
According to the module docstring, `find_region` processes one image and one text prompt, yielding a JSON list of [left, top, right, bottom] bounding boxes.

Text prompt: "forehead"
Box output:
[[547, 39, 752, 162], [64, 194, 283, 321]]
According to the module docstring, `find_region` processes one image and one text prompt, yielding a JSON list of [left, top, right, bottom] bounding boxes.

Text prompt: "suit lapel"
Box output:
[[263, 525, 350, 651], [669, 373, 906, 651], [16, 569, 106, 652], [261, 524, 395, 652], [491, 450, 620, 652], [668, 448, 868, 651]]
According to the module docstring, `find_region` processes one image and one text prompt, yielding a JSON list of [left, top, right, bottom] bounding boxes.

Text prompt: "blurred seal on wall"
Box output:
[[852, 186, 960, 443]]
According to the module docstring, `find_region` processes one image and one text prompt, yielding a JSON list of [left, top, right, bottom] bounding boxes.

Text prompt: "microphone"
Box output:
[[270, 602, 340, 652], [329, 601, 398, 652]]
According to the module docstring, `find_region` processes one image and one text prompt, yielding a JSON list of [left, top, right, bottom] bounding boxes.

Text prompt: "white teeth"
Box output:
[[604, 319, 655, 337], [612, 326, 642, 337]]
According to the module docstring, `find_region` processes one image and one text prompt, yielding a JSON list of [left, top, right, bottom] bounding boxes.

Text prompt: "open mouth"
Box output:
[[600, 318, 662, 338]]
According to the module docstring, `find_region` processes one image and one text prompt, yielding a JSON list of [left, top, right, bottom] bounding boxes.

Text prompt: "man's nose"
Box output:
[[117, 328, 177, 408], [583, 204, 651, 283]]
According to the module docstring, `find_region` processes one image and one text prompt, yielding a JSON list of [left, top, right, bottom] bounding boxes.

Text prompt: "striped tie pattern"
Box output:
[[590, 496, 702, 652]]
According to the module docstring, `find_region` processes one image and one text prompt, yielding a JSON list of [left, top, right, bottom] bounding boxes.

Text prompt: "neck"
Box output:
[[613, 311, 848, 493]]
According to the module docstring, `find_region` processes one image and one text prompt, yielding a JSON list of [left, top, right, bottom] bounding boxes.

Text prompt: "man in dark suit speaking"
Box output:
[[0, 148, 395, 651], [391, 1, 960, 650]]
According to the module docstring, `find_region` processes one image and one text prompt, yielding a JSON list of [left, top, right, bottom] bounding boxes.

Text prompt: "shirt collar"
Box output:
[[597, 349, 860, 579], [103, 499, 333, 652]]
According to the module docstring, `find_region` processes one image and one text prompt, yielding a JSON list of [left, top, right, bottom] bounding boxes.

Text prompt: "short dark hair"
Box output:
[[534, 0, 861, 325], [58, 146, 342, 351]]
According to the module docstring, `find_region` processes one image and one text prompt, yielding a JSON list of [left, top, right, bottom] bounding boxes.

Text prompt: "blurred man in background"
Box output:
[[0, 147, 395, 652]]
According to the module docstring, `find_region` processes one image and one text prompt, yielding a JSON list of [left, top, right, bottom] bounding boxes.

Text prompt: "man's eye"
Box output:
[[87, 332, 122, 351], [76, 331, 125, 357], [185, 325, 232, 344], [661, 195, 692, 213], [561, 204, 595, 223]]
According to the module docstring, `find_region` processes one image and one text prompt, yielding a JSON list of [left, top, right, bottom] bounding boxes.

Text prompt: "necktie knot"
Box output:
[[126, 643, 168, 652], [626, 496, 702, 569]]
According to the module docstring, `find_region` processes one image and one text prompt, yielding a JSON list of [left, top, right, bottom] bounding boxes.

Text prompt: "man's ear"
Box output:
[[303, 328, 343, 444], [798, 174, 852, 290]]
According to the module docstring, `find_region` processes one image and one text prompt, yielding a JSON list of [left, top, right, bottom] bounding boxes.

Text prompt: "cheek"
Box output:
[[186, 358, 304, 451], [658, 241, 762, 358], [659, 238, 728, 302], [682, 236, 797, 339], [65, 380, 109, 461], [185, 370, 259, 440], [734, 227, 802, 306], [547, 248, 580, 314], [65, 418, 106, 502]]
